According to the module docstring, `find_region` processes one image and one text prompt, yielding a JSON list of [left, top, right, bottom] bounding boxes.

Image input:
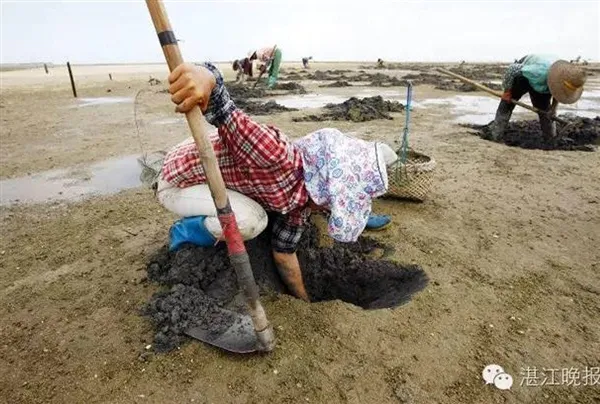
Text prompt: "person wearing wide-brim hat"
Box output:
[[492, 55, 587, 141]]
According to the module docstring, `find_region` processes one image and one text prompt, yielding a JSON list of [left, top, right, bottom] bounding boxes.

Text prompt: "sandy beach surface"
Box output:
[[1, 61, 599, 403]]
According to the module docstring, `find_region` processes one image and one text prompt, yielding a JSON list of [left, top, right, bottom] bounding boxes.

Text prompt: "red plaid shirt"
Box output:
[[161, 109, 309, 227]]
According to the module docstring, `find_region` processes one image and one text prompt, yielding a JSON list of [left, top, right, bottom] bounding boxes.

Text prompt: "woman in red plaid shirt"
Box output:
[[158, 62, 397, 301]]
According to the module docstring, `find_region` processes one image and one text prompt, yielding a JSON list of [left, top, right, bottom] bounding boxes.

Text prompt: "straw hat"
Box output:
[[547, 60, 586, 104]]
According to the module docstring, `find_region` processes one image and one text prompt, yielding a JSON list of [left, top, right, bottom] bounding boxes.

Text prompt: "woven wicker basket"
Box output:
[[386, 149, 436, 202]]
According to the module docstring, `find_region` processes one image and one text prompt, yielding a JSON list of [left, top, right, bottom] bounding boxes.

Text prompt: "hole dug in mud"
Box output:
[[144, 224, 428, 351]]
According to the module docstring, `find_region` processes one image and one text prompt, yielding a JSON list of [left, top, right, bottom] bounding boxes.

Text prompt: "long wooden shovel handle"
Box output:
[[437, 68, 567, 125], [145, 0, 274, 352]]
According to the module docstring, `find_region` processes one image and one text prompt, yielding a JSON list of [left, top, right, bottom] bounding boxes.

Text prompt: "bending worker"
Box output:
[[248, 45, 282, 88], [492, 55, 586, 141], [151, 62, 396, 301], [232, 57, 253, 83]]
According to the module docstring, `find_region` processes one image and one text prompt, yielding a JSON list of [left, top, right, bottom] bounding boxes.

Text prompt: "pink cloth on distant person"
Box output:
[[256, 47, 275, 63]]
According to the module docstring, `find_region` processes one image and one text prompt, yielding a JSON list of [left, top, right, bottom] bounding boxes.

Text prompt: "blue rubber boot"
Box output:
[[365, 214, 392, 231], [169, 216, 217, 251]]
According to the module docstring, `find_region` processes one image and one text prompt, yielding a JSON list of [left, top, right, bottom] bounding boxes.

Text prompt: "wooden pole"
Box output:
[[109, 73, 112, 81], [67, 62, 77, 98], [145, 0, 275, 351], [44, 63, 49, 74], [437, 68, 567, 125]]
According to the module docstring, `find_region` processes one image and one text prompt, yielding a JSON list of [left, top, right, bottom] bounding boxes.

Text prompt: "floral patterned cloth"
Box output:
[[294, 128, 389, 242]]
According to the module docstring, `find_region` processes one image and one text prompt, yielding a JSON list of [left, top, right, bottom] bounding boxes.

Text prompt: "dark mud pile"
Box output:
[[434, 80, 502, 92], [293, 96, 405, 122], [144, 224, 428, 352], [306, 70, 348, 81], [319, 81, 352, 88], [465, 115, 600, 151], [369, 76, 404, 87], [448, 65, 508, 81], [226, 82, 298, 115], [282, 70, 405, 87], [272, 82, 307, 93], [236, 100, 298, 115]]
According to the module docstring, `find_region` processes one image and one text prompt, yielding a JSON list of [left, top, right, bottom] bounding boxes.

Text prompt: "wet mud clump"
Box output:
[[319, 81, 352, 88], [227, 83, 267, 99], [448, 65, 507, 81], [144, 224, 428, 352], [293, 96, 404, 123], [434, 81, 502, 92], [226, 82, 297, 115], [272, 82, 307, 93], [369, 76, 404, 87], [465, 115, 599, 151], [235, 99, 297, 115], [306, 70, 348, 81]]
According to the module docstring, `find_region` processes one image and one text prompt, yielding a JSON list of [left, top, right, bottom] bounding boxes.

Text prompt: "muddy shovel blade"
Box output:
[[185, 309, 260, 354]]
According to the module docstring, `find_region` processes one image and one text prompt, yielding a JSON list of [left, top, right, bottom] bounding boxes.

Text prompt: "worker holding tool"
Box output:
[[492, 55, 587, 141], [249, 46, 282, 88], [232, 57, 253, 83], [152, 62, 396, 301]]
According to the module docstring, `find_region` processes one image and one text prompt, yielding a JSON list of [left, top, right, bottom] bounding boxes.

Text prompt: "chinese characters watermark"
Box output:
[[483, 365, 599, 390], [520, 366, 600, 387]]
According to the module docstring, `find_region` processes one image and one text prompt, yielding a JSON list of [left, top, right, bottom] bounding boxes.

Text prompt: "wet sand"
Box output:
[[1, 62, 599, 404]]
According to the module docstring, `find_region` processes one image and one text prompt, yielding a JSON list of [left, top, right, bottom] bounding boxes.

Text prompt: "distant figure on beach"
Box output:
[[144, 62, 396, 301], [302, 56, 313, 69], [248, 45, 282, 88], [232, 57, 253, 84], [377, 58, 384, 67], [492, 55, 586, 141]]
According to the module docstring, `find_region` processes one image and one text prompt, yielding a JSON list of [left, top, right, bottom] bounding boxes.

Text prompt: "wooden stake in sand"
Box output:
[[66, 62, 77, 98], [44, 64, 49, 74], [109, 73, 113, 81]]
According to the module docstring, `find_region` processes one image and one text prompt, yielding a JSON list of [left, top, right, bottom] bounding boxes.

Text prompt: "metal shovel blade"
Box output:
[[185, 308, 260, 354]]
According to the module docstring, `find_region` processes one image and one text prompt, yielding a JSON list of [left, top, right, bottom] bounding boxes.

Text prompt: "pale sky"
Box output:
[[1, 0, 599, 64]]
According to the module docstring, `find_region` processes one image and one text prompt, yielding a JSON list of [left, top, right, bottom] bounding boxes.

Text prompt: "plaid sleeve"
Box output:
[[200, 62, 237, 127], [271, 207, 311, 253], [503, 63, 523, 91]]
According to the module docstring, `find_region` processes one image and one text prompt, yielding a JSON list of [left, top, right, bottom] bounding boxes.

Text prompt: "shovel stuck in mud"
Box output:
[[145, 0, 275, 354]]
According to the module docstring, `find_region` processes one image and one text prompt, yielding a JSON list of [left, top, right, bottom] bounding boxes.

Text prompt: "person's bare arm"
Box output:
[[272, 250, 309, 301]]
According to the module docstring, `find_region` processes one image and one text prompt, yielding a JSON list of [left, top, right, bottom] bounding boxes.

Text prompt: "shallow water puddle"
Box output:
[[0, 155, 142, 206], [275, 90, 412, 110], [72, 97, 133, 108], [275, 94, 349, 109]]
